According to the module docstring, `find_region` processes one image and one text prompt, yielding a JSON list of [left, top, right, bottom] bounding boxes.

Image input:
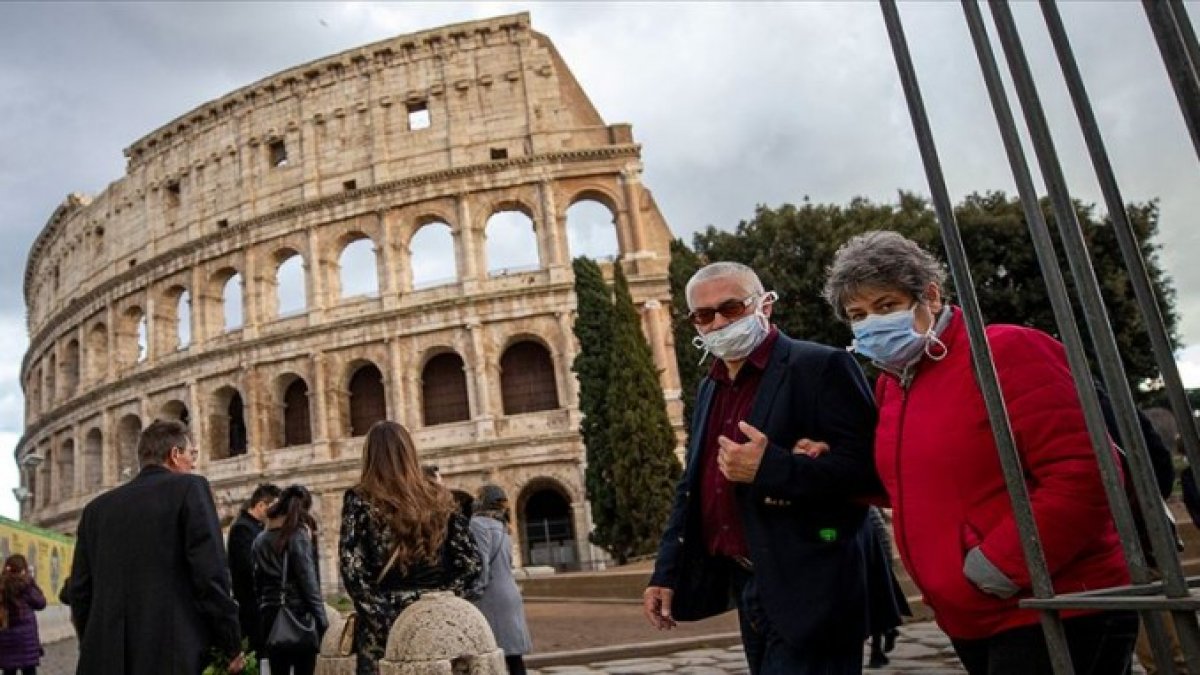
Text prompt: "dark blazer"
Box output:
[[70, 465, 241, 675], [649, 332, 880, 652], [227, 510, 265, 654]]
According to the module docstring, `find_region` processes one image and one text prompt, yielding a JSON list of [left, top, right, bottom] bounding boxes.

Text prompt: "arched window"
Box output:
[[58, 439, 75, 500], [410, 222, 458, 288], [348, 363, 386, 436], [83, 428, 103, 493], [223, 274, 244, 330], [136, 314, 149, 362], [566, 199, 620, 261], [422, 352, 470, 426], [46, 353, 57, 405], [276, 253, 307, 316], [283, 377, 312, 447], [116, 414, 142, 482], [177, 290, 192, 349], [485, 210, 540, 275], [500, 341, 559, 414], [63, 339, 80, 398], [210, 387, 248, 459], [339, 238, 379, 298]]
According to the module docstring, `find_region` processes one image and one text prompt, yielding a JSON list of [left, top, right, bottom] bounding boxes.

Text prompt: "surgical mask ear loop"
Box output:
[[924, 333, 948, 361], [691, 335, 711, 366]]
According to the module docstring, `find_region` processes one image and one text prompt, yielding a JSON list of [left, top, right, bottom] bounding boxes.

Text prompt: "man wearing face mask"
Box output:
[[823, 231, 1135, 675], [643, 261, 882, 674]]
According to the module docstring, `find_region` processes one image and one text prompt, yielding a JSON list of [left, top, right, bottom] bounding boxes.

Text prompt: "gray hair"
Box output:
[[138, 418, 193, 467], [685, 261, 765, 309], [823, 230, 945, 322]]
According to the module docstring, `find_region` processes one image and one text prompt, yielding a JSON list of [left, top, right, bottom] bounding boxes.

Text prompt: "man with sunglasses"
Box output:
[[643, 261, 881, 674], [69, 419, 245, 674]]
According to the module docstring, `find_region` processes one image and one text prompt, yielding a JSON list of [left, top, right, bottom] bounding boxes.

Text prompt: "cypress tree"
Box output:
[[570, 257, 620, 554], [604, 263, 682, 564], [668, 238, 705, 435]]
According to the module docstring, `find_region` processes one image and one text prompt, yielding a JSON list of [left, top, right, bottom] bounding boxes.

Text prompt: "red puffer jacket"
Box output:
[[874, 308, 1129, 640]]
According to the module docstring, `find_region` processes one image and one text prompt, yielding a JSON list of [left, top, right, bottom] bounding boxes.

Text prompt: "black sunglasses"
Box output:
[[687, 296, 755, 326]]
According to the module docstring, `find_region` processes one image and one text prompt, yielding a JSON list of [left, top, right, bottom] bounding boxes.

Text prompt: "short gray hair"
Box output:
[[685, 261, 765, 309], [823, 230, 945, 322], [138, 419, 193, 467]]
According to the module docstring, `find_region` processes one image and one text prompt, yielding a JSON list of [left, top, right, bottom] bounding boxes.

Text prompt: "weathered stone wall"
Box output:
[[16, 12, 683, 578]]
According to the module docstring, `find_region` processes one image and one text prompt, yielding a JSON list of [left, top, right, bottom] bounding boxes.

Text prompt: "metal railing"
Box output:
[[880, 2, 1200, 673]]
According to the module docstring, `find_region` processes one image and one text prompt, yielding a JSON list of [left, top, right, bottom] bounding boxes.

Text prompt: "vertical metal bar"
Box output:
[[1144, 0, 1200, 163], [956, 5, 1178, 670], [989, 2, 1200, 672], [878, 2, 1074, 672], [1042, 0, 1200, 560]]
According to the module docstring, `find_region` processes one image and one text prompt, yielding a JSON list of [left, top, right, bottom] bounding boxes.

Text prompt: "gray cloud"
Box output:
[[3, 1, 1200, 516]]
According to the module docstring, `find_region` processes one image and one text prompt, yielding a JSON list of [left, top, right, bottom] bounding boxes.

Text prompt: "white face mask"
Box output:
[[691, 291, 777, 364]]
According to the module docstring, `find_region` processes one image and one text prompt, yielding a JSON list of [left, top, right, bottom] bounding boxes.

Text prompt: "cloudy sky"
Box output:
[[3, 1, 1200, 519]]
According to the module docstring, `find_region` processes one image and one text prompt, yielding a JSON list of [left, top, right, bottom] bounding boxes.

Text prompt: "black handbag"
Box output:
[[265, 549, 320, 652]]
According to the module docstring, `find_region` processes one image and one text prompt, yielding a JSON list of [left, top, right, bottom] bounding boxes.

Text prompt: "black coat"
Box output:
[[650, 332, 881, 652], [227, 510, 265, 654], [251, 527, 329, 644], [70, 465, 241, 675]]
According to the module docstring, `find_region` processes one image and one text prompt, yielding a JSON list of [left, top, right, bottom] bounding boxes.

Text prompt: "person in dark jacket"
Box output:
[[252, 484, 327, 675], [644, 261, 881, 675], [228, 482, 281, 660], [0, 554, 46, 675], [69, 419, 244, 675]]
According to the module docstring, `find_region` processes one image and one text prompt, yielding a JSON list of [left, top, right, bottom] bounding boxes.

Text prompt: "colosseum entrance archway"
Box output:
[[518, 481, 577, 571]]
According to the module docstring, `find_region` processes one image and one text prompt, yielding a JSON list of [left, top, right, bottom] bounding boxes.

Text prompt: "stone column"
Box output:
[[306, 227, 327, 324], [378, 210, 400, 309], [72, 426, 84, 498], [640, 300, 671, 390], [466, 323, 495, 438], [455, 194, 481, 291], [188, 380, 205, 465], [311, 352, 331, 443], [190, 266, 209, 348], [538, 180, 566, 270], [105, 304, 116, 381], [621, 168, 646, 255], [386, 337, 408, 427], [556, 311, 578, 409], [101, 409, 116, 487], [243, 365, 266, 472], [243, 250, 261, 339]]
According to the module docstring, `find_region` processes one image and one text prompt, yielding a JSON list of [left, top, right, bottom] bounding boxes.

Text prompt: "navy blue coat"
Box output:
[[649, 332, 881, 652]]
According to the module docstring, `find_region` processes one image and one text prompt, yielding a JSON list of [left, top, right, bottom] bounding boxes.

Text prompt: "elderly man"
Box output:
[[643, 261, 880, 674], [70, 419, 244, 674]]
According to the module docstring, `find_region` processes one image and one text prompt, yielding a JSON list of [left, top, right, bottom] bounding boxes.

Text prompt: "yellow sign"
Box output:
[[0, 515, 74, 605]]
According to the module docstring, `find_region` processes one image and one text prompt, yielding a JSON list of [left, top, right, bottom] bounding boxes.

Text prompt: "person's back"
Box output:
[[0, 554, 47, 674], [70, 420, 241, 675]]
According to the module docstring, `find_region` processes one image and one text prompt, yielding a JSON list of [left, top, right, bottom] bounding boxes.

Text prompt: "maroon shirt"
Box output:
[[699, 328, 779, 559]]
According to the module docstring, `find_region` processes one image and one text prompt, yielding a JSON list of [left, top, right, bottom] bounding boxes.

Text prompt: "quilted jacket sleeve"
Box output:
[[975, 326, 1120, 588]]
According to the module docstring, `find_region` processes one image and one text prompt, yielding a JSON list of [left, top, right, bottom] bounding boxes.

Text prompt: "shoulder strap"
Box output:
[[376, 547, 402, 584], [279, 547, 289, 605]]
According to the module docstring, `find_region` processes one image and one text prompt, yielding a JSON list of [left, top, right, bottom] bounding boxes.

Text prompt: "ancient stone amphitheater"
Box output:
[[15, 13, 682, 580]]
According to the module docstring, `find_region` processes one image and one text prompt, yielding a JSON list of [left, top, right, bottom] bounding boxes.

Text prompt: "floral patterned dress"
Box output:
[[338, 488, 481, 675]]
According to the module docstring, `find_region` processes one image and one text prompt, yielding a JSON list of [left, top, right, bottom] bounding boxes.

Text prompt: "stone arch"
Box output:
[[161, 284, 191, 351], [58, 437, 75, 500], [82, 427, 103, 493], [336, 233, 380, 299], [516, 477, 578, 570], [421, 350, 470, 426], [275, 372, 312, 448], [485, 204, 540, 276], [116, 414, 142, 481], [62, 338, 81, 399], [273, 248, 308, 317], [86, 322, 108, 384], [346, 360, 387, 437], [209, 385, 248, 460], [409, 221, 458, 289], [499, 339, 559, 415], [565, 195, 620, 262], [160, 399, 191, 426]]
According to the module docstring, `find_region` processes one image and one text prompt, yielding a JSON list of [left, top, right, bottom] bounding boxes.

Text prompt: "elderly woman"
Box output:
[[822, 230, 1135, 675]]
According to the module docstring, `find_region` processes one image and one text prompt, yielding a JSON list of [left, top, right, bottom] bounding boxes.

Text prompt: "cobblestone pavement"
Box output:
[[40, 620, 1151, 674]]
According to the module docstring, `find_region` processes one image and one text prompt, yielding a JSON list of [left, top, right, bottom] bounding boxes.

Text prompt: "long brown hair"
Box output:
[[0, 554, 30, 629], [355, 421, 455, 572]]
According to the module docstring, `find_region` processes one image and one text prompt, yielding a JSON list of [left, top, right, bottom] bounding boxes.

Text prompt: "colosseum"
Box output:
[[14, 12, 683, 582]]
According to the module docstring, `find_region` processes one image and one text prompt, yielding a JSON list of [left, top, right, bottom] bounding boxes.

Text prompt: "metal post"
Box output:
[[988, 2, 1200, 670], [1144, 0, 1200, 163], [878, 2, 1074, 672]]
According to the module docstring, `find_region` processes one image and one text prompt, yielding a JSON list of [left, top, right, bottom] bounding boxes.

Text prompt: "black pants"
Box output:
[[504, 654, 527, 675], [267, 647, 317, 675], [2, 668, 37, 675], [951, 611, 1139, 675]]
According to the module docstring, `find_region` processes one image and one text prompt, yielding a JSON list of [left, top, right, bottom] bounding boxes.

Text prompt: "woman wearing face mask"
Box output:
[[823, 230, 1135, 675]]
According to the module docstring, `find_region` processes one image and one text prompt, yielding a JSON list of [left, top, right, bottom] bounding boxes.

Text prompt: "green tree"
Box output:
[[604, 264, 682, 563], [668, 238, 705, 434], [570, 257, 619, 554], [679, 192, 1177, 403]]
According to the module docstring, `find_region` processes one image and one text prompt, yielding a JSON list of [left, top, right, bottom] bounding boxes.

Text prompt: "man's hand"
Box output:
[[642, 586, 677, 630], [228, 652, 246, 674], [792, 438, 831, 458], [718, 421, 768, 483]]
